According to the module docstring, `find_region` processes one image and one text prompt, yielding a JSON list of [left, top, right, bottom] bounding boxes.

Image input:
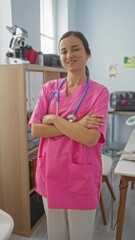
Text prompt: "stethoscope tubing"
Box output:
[[48, 77, 90, 118], [73, 78, 90, 116], [48, 78, 66, 103]]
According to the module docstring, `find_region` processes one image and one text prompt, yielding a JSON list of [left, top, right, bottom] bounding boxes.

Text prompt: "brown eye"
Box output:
[[60, 50, 67, 55], [74, 48, 80, 51], [72, 48, 80, 53]]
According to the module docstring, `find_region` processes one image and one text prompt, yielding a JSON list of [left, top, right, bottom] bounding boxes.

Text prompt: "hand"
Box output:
[[77, 113, 105, 129], [42, 114, 56, 125]]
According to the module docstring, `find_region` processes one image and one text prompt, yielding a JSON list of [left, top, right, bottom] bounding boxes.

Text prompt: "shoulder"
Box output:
[[42, 78, 65, 92], [90, 80, 110, 95]]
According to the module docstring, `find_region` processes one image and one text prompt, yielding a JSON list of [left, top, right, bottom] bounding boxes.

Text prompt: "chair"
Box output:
[[0, 209, 14, 240], [99, 154, 116, 225]]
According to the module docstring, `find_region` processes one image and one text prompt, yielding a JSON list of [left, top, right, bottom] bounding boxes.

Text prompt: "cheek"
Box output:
[[60, 57, 66, 67], [78, 57, 86, 66]]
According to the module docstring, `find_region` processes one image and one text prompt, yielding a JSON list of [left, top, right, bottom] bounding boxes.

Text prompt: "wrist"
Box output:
[[52, 115, 59, 124]]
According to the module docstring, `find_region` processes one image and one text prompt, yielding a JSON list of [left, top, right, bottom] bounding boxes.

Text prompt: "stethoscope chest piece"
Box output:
[[67, 114, 76, 122]]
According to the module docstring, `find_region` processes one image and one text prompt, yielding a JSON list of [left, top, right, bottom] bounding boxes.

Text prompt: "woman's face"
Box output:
[[59, 36, 90, 73]]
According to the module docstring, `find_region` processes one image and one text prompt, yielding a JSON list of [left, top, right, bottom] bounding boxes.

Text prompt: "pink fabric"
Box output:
[[29, 78, 109, 210]]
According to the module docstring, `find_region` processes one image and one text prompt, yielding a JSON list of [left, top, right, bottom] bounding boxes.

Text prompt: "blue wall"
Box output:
[[74, 0, 135, 93], [11, 0, 40, 51]]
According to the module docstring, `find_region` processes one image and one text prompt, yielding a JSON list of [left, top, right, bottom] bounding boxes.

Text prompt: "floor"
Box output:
[[9, 157, 135, 240]]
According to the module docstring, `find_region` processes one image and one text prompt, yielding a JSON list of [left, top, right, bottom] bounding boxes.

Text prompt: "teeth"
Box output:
[[68, 61, 74, 64]]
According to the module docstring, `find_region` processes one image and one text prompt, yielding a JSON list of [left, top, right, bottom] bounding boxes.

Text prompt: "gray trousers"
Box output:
[[42, 197, 96, 240]]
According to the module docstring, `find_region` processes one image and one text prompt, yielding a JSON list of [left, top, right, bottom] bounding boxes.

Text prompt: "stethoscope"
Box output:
[[48, 77, 90, 122]]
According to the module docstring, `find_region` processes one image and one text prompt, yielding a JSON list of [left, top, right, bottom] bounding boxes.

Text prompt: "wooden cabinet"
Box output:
[[0, 64, 66, 236]]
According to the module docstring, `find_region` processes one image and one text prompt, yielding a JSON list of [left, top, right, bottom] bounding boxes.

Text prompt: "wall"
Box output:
[[68, 0, 77, 30], [0, 0, 12, 64], [11, 0, 40, 51], [55, 0, 68, 53], [74, 0, 135, 93], [55, 0, 78, 53]]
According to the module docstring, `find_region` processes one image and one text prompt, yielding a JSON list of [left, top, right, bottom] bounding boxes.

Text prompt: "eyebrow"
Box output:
[[60, 44, 80, 51]]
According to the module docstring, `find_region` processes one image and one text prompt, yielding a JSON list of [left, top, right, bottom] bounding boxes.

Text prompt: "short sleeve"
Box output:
[[29, 84, 48, 126], [93, 87, 110, 143]]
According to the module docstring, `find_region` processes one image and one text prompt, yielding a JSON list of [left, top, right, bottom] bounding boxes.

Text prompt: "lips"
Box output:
[[67, 60, 77, 65]]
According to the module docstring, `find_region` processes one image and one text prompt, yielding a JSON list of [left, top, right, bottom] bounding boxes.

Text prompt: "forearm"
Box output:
[[31, 123, 63, 138], [52, 115, 100, 147]]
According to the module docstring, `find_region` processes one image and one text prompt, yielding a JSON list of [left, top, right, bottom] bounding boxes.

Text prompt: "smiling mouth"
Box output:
[[67, 60, 77, 65]]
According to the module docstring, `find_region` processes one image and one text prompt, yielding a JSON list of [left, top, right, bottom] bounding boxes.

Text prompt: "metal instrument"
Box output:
[[6, 25, 30, 64]]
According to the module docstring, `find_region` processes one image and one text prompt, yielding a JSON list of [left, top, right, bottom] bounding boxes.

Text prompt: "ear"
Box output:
[[86, 49, 91, 60], [86, 53, 90, 61]]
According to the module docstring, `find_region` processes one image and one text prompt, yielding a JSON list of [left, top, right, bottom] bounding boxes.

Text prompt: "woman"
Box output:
[[29, 31, 109, 240]]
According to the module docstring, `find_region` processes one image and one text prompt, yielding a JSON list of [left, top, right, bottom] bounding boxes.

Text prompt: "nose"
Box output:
[[66, 49, 73, 58]]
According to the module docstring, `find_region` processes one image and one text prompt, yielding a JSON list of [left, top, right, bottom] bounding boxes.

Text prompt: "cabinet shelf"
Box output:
[[0, 63, 67, 237]]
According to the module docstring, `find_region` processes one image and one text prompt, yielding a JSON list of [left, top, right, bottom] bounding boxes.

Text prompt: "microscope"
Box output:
[[6, 25, 30, 64]]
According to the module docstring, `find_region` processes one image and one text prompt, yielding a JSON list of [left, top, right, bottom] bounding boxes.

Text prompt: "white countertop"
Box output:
[[114, 129, 135, 177]]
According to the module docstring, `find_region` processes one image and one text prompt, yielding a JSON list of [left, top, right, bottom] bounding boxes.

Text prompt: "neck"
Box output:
[[66, 73, 87, 96], [67, 73, 87, 87]]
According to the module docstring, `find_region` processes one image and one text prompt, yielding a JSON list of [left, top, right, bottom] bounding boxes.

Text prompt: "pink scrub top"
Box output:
[[29, 78, 109, 210]]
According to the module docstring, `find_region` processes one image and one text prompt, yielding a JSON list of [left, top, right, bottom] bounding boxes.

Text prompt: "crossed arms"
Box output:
[[31, 113, 105, 147]]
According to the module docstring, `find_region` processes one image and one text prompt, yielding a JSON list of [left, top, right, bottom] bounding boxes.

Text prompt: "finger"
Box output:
[[87, 119, 104, 125], [89, 117, 105, 124], [87, 124, 99, 129], [88, 113, 104, 118], [95, 119, 104, 124]]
